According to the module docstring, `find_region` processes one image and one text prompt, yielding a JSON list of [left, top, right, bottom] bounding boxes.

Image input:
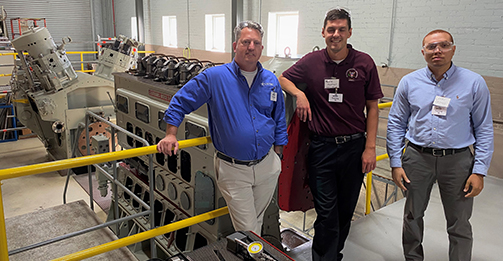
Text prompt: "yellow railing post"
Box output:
[[80, 53, 84, 71], [0, 183, 9, 261], [365, 153, 390, 215], [365, 171, 373, 215]]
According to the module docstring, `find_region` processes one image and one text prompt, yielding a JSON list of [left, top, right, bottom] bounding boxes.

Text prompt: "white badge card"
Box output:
[[270, 91, 277, 102], [432, 105, 447, 116], [433, 96, 451, 108], [328, 93, 343, 103], [324, 78, 340, 89]]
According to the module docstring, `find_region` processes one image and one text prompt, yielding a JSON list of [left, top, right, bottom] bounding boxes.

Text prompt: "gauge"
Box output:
[[247, 241, 263, 255]]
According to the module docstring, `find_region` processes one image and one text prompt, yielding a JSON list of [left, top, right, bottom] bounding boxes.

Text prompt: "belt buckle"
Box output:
[[335, 136, 348, 144], [432, 149, 445, 157], [247, 160, 258, 166]]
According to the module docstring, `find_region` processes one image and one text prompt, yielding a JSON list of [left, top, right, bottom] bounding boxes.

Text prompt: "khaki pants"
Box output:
[[214, 148, 281, 235]]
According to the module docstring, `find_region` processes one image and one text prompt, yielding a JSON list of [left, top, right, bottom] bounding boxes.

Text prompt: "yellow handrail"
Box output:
[[52, 207, 229, 261], [365, 101, 393, 215], [0, 136, 211, 261], [378, 102, 392, 109]]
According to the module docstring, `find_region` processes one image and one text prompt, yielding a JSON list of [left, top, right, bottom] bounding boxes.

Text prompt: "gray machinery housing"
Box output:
[[10, 27, 139, 160]]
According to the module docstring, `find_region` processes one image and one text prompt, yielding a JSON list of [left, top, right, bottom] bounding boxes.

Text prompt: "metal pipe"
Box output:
[[186, 0, 190, 48], [16, 53, 35, 88], [63, 124, 84, 204], [0, 126, 26, 132], [85, 115, 94, 210], [135, 0, 145, 43], [94, 164, 150, 210], [386, 0, 398, 66], [52, 207, 229, 261], [90, 0, 97, 46], [148, 154, 156, 257], [111, 127, 119, 234]]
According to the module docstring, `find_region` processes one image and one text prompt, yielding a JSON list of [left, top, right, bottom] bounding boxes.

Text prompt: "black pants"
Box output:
[[308, 136, 365, 261]]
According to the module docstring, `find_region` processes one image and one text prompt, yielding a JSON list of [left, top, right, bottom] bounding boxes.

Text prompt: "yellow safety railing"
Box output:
[[0, 136, 212, 261], [0, 50, 155, 76], [364, 101, 393, 215], [53, 207, 229, 261]]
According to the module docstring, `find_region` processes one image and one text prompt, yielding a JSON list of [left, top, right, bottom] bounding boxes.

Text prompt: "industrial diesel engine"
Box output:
[[10, 27, 139, 160], [109, 55, 281, 259]]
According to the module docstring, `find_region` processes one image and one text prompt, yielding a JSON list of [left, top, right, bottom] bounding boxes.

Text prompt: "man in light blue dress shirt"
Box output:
[[386, 29, 494, 261]]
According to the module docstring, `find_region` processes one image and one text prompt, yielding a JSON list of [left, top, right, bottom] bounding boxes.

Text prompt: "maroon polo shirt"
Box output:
[[282, 45, 383, 137]]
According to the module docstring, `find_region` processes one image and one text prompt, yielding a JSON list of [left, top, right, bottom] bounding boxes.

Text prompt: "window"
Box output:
[[267, 12, 299, 57], [205, 14, 225, 52], [131, 17, 138, 40], [162, 16, 177, 47]]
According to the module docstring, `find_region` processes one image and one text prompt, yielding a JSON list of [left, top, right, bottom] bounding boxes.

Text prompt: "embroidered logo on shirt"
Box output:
[[346, 68, 358, 81], [261, 82, 274, 86]]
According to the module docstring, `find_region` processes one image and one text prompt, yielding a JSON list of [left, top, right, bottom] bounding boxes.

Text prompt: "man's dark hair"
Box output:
[[324, 8, 351, 29]]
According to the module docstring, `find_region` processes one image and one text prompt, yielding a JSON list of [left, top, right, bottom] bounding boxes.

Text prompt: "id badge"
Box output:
[[432, 96, 450, 116], [270, 91, 277, 102], [325, 78, 339, 89], [329, 93, 343, 103], [433, 96, 450, 107], [432, 105, 447, 116]]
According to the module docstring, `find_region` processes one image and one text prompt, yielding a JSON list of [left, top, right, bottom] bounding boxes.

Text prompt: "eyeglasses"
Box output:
[[423, 41, 454, 53]]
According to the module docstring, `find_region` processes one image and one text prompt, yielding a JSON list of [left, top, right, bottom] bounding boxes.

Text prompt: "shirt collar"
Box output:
[[426, 62, 457, 82], [322, 44, 355, 65], [231, 59, 263, 76]]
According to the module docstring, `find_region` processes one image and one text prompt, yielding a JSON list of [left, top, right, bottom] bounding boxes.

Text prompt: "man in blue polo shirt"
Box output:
[[387, 29, 493, 261], [279, 8, 383, 261], [157, 21, 288, 236]]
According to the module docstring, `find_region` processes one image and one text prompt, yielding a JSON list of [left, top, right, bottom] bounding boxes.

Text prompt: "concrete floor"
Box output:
[[0, 138, 107, 221]]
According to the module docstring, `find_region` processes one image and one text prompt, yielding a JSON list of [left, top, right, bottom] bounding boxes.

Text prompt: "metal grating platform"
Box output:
[[6, 200, 137, 261]]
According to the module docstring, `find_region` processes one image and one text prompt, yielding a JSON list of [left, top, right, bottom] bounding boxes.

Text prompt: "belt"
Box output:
[[310, 132, 365, 144], [408, 142, 469, 157], [216, 151, 268, 166]]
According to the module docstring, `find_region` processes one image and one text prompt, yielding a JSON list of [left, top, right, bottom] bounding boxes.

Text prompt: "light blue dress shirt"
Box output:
[[387, 64, 494, 175], [164, 60, 288, 161]]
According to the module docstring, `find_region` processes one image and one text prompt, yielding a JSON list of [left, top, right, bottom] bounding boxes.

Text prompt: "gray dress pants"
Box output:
[[401, 145, 474, 261]]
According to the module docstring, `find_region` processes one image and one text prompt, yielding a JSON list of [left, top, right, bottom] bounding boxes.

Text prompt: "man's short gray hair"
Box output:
[[234, 20, 264, 41]]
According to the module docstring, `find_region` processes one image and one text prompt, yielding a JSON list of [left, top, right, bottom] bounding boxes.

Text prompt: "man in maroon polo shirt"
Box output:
[[279, 8, 383, 261]]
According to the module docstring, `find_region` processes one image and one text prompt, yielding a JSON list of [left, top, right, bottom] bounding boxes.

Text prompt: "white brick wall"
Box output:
[[113, 0, 502, 77]]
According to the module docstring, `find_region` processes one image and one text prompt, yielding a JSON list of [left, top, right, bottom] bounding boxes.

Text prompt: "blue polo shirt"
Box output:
[[164, 60, 288, 161]]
